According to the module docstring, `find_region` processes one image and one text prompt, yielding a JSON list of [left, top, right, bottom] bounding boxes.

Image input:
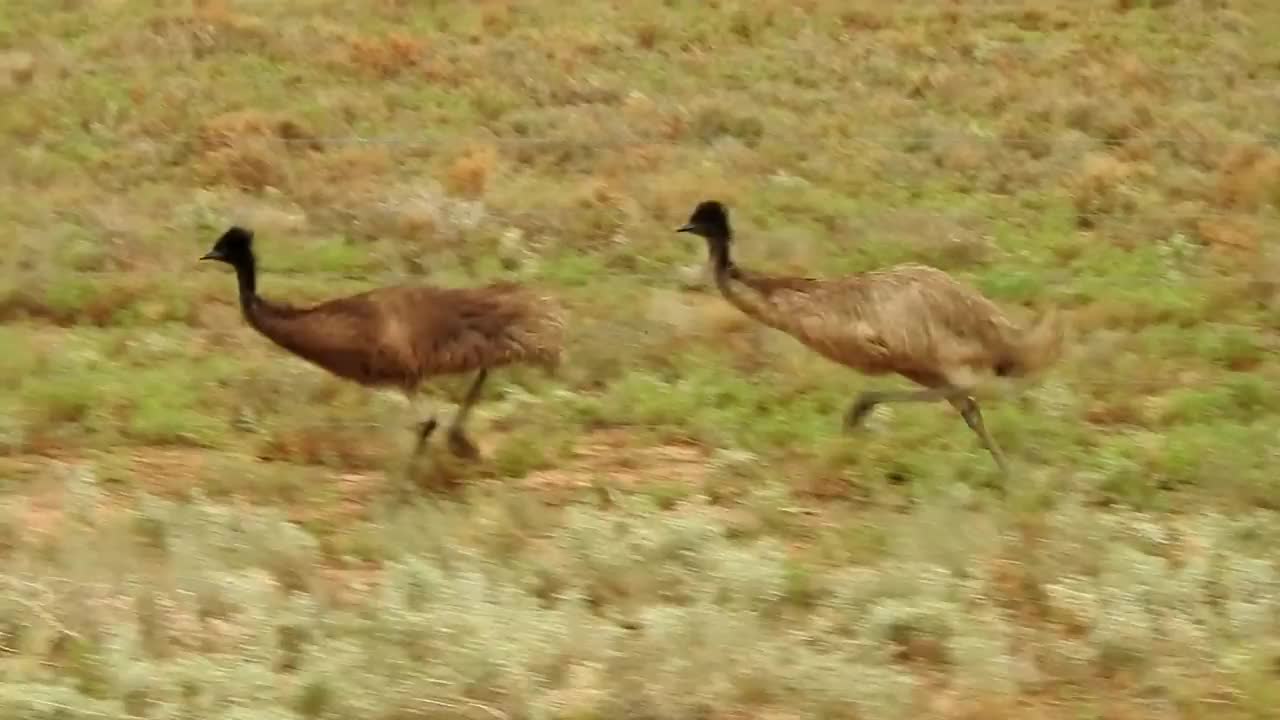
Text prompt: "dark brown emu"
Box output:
[[675, 201, 1063, 479], [200, 226, 565, 465]]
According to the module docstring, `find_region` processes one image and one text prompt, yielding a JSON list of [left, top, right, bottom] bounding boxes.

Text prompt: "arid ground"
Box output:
[[2, 1, 1280, 717]]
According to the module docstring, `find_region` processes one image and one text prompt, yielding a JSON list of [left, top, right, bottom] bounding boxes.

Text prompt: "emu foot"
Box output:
[[843, 396, 880, 431], [447, 429, 480, 460], [411, 418, 439, 456]]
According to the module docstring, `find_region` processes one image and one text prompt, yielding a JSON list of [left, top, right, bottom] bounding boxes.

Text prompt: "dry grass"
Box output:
[[2, 0, 1280, 716]]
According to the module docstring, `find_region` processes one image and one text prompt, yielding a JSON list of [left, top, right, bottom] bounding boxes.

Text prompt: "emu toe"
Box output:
[[843, 398, 879, 431], [447, 429, 480, 460], [411, 418, 439, 456], [417, 418, 439, 440]]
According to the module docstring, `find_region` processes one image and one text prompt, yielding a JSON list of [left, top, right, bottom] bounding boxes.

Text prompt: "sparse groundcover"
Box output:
[[2, 0, 1280, 717], [0, 477, 1277, 719]]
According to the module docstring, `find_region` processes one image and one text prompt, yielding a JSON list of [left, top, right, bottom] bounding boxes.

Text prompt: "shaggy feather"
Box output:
[[719, 263, 1062, 389], [201, 226, 565, 466], [245, 284, 564, 391], [676, 200, 1065, 481]]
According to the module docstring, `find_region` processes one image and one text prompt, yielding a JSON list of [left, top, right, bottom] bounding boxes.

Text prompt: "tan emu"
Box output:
[[200, 226, 565, 462], [675, 200, 1063, 479]]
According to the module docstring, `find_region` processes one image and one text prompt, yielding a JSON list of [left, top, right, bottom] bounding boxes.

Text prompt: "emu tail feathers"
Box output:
[[1004, 306, 1065, 378]]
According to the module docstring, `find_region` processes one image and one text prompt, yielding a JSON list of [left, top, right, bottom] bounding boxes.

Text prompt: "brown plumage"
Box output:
[[676, 200, 1064, 479], [200, 226, 565, 462]]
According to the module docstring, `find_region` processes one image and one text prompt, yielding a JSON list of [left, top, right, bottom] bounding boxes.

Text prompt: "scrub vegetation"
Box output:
[[1, 0, 1279, 717]]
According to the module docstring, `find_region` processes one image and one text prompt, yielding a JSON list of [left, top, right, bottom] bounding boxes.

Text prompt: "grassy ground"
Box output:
[[3, 0, 1280, 717]]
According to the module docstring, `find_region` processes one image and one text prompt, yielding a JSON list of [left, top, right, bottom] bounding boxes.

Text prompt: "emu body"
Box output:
[[200, 226, 565, 463], [676, 201, 1063, 479]]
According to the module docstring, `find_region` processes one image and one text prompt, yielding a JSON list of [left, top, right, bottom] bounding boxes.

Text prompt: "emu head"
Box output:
[[675, 200, 732, 241], [201, 226, 254, 268]]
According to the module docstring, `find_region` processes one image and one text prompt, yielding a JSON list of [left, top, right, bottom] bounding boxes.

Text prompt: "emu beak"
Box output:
[[675, 223, 695, 233], [199, 250, 222, 261]]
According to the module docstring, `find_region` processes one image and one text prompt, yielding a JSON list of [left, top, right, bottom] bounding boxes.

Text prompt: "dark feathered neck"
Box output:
[[226, 257, 316, 361], [230, 254, 258, 316], [705, 233, 739, 281], [229, 256, 303, 333], [700, 230, 813, 334]]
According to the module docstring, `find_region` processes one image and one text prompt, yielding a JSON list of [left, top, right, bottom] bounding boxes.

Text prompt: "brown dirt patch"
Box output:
[[3, 428, 717, 532], [520, 428, 712, 493]]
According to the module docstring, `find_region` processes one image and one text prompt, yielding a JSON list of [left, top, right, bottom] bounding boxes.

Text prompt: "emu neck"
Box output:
[[706, 233, 764, 319], [705, 234, 738, 282], [703, 232, 793, 333], [228, 259, 326, 369], [231, 256, 258, 316]]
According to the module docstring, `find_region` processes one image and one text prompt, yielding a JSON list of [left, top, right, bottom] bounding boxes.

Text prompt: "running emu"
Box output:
[[675, 200, 1063, 479], [200, 226, 565, 465]]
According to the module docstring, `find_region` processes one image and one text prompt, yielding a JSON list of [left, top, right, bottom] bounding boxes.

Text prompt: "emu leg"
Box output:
[[844, 387, 956, 430], [447, 369, 488, 459], [401, 389, 438, 457], [949, 396, 1011, 480], [412, 417, 439, 456], [400, 391, 437, 492]]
